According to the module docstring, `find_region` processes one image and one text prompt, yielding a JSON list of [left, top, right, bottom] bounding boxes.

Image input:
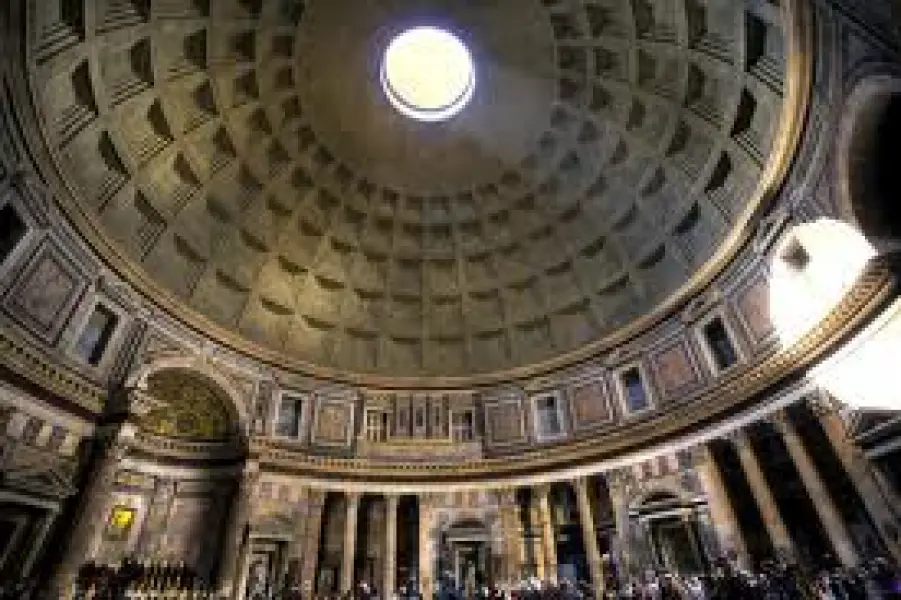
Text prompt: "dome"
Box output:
[[9, 2, 901, 595], [29, 0, 801, 380]]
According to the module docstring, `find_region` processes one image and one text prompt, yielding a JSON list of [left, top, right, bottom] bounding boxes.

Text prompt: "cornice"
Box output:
[[0, 325, 106, 415], [250, 255, 895, 483]]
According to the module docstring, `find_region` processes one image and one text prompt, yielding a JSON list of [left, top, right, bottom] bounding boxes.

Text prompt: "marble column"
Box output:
[[342, 492, 360, 593], [607, 470, 633, 580], [528, 494, 546, 580], [300, 491, 326, 596], [498, 488, 525, 585], [49, 424, 133, 594], [535, 485, 558, 583], [219, 461, 260, 598], [771, 412, 859, 567], [574, 478, 605, 597], [693, 445, 751, 569], [385, 495, 398, 598], [814, 400, 901, 562], [419, 494, 435, 599], [732, 430, 797, 560]]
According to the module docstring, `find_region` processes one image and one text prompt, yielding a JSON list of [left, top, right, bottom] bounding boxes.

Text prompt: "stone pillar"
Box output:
[[49, 424, 134, 594], [136, 478, 176, 557], [20, 507, 58, 577], [813, 399, 901, 562], [535, 485, 558, 583], [284, 488, 313, 592], [771, 412, 859, 567], [498, 488, 525, 585], [385, 495, 398, 598], [218, 461, 260, 598], [693, 445, 751, 569], [528, 493, 546, 580], [418, 494, 434, 599], [574, 478, 605, 597], [342, 492, 360, 593], [606, 470, 632, 580], [300, 491, 326, 598], [731, 430, 797, 560]]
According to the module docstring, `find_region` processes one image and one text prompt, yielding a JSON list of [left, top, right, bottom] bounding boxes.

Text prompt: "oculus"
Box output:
[[381, 27, 475, 122]]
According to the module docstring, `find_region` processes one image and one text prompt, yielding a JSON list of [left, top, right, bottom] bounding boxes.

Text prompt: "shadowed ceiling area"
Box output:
[[29, 0, 794, 377]]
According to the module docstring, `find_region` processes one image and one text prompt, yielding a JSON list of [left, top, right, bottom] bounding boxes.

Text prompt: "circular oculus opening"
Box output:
[[381, 27, 475, 122]]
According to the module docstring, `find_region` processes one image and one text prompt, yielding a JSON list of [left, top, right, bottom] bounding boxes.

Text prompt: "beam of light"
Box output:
[[770, 219, 876, 347], [769, 219, 901, 410]]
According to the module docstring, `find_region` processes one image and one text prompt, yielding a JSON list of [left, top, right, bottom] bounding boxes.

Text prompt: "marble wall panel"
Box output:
[[734, 273, 774, 345], [484, 398, 526, 446], [311, 391, 355, 448], [649, 340, 704, 399], [2, 239, 87, 344], [568, 377, 613, 428]]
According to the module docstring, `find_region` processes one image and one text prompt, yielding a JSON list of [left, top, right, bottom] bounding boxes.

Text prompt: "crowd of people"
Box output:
[[73, 557, 211, 593], [0, 558, 217, 599], [2, 555, 898, 599], [301, 557, 901, 600]]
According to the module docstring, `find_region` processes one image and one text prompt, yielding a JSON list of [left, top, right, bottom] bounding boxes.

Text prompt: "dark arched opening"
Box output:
[[846, 84, 901, 247]]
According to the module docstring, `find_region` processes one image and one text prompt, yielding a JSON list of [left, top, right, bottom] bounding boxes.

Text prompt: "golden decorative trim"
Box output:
[[16, 0, 815, 388]]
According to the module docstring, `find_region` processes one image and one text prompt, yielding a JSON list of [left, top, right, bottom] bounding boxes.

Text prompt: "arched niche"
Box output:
[[138, 368, 239, 441], [127, 356, 251, 440], [837, 74, 901, 252]]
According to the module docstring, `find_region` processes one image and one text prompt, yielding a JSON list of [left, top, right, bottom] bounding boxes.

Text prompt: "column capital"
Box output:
[[385, 493, 400, 509], [97, 422, 137, 456], [572, 476, 591, 494], [605, 468, 632, 494], [417, 492, 437, 509], [533, 483, 551, 499], [804, 390, 842, 417], [685, 444, 713, 468], [724, 427, 753, 450], [306, 487, 327, 505], [496, 487, 518, 506], [767, 408, 792, 431]]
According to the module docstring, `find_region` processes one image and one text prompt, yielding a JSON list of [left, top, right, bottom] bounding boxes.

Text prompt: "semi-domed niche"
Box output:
[[840, 76, 901, 251], [139, 369, 235, 441], [28, 0, 803, 378]]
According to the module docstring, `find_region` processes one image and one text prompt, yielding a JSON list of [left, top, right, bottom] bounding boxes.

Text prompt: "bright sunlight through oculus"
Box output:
[[381, 27, 475, 122]]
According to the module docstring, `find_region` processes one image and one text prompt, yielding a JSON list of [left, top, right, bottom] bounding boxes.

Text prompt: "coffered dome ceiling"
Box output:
[[27, 0, 803, 379]]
